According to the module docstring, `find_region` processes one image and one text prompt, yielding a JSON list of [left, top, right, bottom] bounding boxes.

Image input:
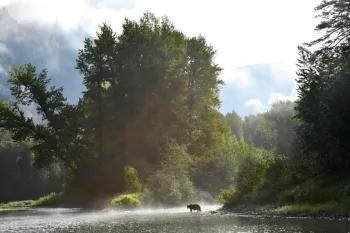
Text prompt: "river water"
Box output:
[[1, 205, 349, 233]]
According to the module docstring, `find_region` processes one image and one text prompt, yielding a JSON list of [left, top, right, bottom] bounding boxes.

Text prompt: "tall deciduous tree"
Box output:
[[76, 23, 118, 160], [185, 36, 223, 142], [0, 64, 85, 171]]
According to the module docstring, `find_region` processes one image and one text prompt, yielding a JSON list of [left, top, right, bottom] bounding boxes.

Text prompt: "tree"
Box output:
[[225, 111, 244, 139], [295, 0, 350, 177], [308, 0, 350, 50], [0, 141, 61, 202], [146, 139, 196, 205], [265, 100, 297, 156], [0, 64, 85, 171], [109, 13, 188, 175], [243, 114, 276, 150], [76, 23, 118, 160], [124, 165, 142, 193], [185, 36, 223, 143]]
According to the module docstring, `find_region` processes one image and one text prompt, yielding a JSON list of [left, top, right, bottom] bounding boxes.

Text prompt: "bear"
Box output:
[[187, 204, 201, 212]]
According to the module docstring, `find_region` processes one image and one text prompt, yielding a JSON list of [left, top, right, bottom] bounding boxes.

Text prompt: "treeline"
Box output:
[[218, 101, 298, 204], [218, 0, 350, 208], [0, 135, 61, 202]]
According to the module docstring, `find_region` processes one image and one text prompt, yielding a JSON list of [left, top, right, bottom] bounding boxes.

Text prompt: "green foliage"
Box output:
[[124, 165, 142, 193], [0, 141, 62, 203], [276, 179, 350, 205], [0, 64, 85, 171], [33, 192, 62, 207], [225, 111, 243, 139], [234, 144, 273, 197], [76, 22, 118, 161], [276, 201, 350, 214], [215, 188, 237, 204], [219, 100, 302, 207], [109, 193, 141, 208], [294, 0, 350, 178], [146, 139, 196, 205], [0, 193, 63, 208], [308, 0, 350, 49], [0, 200, 34, 209], [265, 101, 297, 156], [0, 130, 10, 141], [209, 135, 274, 206]]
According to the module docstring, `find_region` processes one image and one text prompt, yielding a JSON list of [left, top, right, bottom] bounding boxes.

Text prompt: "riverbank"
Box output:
[[0, 200, 34, 209], [0, 208, 17, 212], [215, 176, 350, 221], [0, 192, 149, 211], [0, 192, 62, 211], [218, 204, 350, 221]]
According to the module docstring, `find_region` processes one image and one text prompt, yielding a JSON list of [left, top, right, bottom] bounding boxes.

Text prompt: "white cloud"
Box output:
[[268, 91, 297, 106], [240, 90, 297, 115], [244, 99, 266, 113], [0, 42, 9, 54], [1, 0, 319, 69], [229, 68, 254, 88], [0, 0, 321, 115]]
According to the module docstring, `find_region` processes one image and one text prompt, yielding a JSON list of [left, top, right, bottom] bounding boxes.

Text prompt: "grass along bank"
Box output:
[[0, 192, 63, 211], [218, 178, 350, 220], [0, 200, 34, 209], [219, 203, 350, 220], [276, 202, 350, 214]]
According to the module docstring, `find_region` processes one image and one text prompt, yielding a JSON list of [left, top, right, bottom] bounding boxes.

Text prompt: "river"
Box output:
[[1, 205, 349, 233]]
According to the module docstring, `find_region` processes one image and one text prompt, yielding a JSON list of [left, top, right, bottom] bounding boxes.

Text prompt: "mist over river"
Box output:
[[1, 205, 349, 233]]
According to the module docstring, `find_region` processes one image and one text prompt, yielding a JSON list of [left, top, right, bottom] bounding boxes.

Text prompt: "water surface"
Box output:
[[1, 205, 349, 233]]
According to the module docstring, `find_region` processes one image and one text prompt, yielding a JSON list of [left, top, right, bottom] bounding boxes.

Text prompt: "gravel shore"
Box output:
[[216, 206, 350, 221]]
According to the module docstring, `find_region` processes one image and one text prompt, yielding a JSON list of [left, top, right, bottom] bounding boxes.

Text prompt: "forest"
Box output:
[[1, 0, 350, 211]]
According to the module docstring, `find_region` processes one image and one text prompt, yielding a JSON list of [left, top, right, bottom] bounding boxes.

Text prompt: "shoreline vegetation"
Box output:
[[2, 195, 350, 222], [216, 177, 350, 220], [215, 203, 350, 221], [2, 180, 350, 221], [217, 204, 350, 221]]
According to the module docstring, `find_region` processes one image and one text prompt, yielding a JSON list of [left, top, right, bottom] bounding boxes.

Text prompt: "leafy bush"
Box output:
[[216, 138, 273, 207], [145, 140, 196, 205], [275, 179, 350, 206], [194, 136, 237, 196], [109, 193, 141, 208], [215, 187, 237, 204], [33, 192, 62, 207], [124, 165, 142, 193], [235, 148, 272, 196]]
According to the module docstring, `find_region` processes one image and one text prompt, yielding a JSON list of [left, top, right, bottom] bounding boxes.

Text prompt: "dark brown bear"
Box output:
[[187, 204, 201, 212]]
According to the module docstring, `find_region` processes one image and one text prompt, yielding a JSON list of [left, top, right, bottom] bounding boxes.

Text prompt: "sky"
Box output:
[[0, 0, 321, 117]]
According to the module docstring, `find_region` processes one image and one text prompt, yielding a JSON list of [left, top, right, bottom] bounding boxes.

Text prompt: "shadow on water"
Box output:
[[1, 204, 350, 233]]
